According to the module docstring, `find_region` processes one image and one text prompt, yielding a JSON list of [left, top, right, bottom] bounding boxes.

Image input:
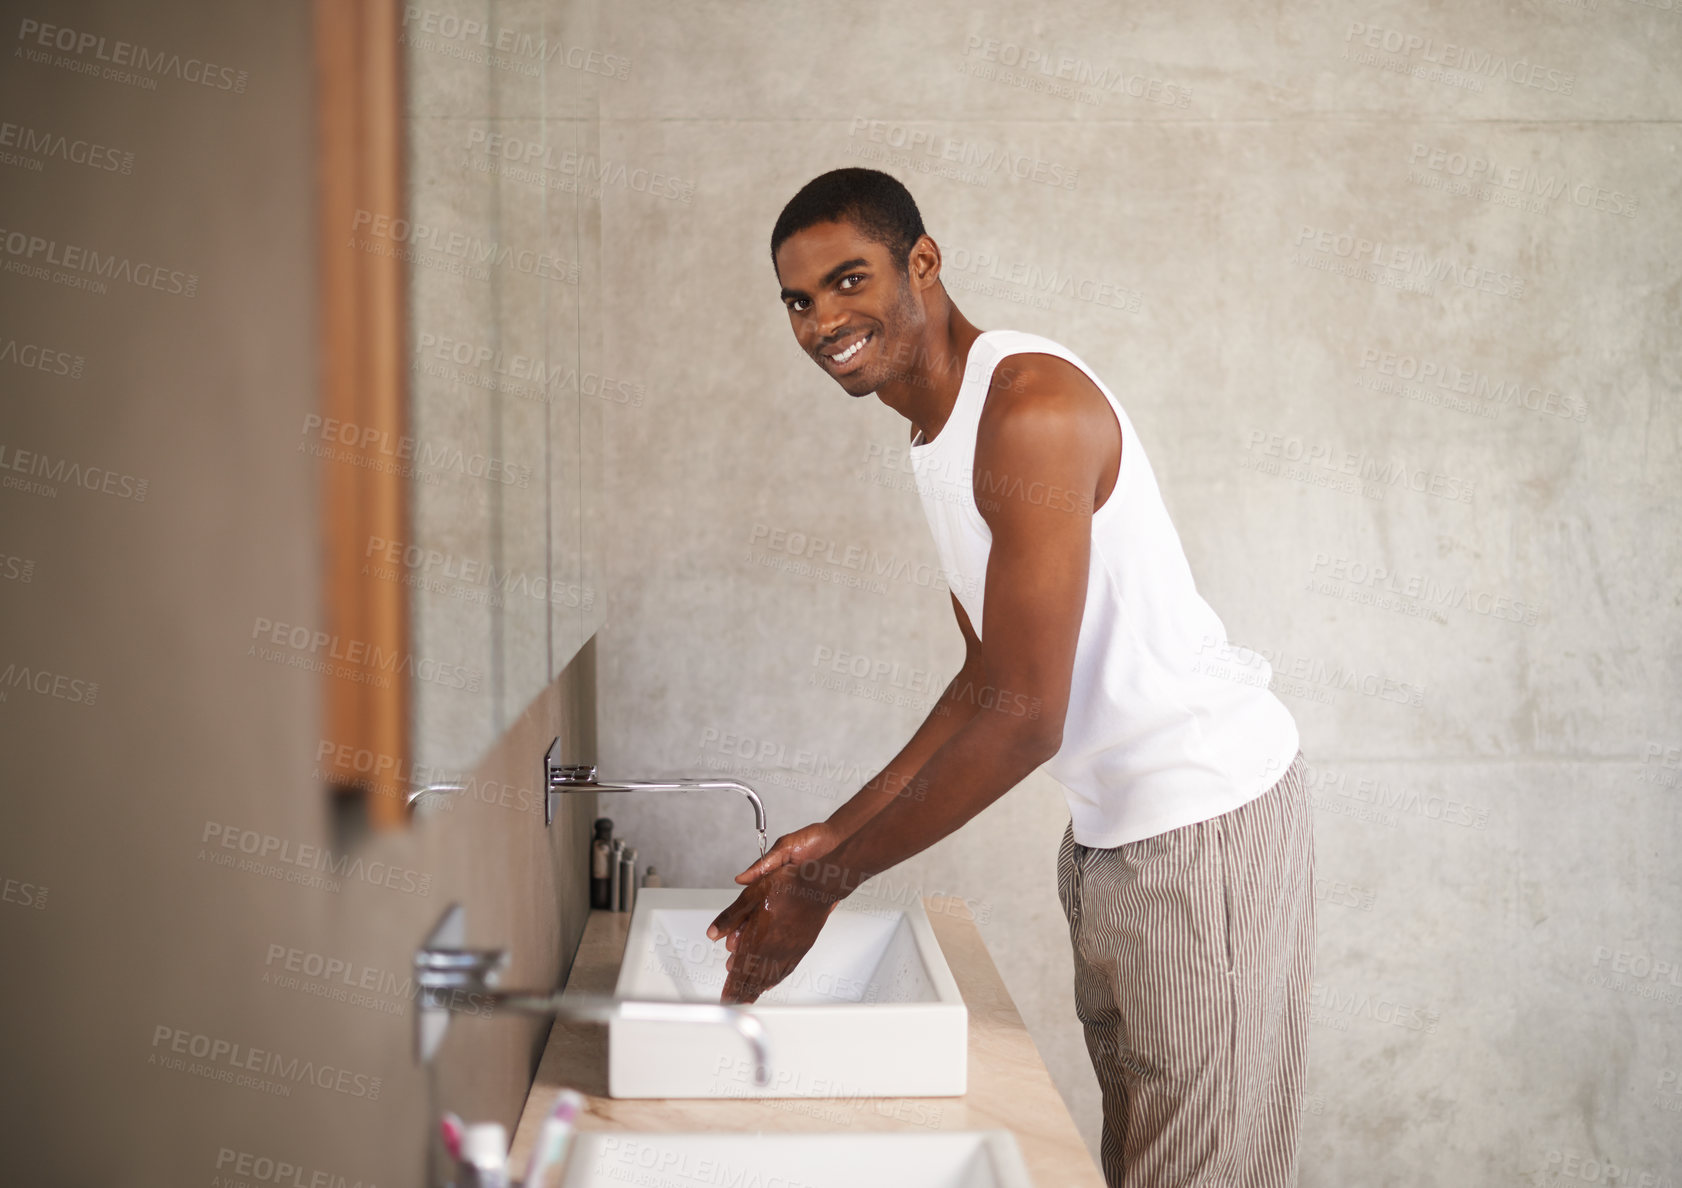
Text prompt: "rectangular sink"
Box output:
[[557, 1130, 1031, 1188], [609, 887, 967, 1098]]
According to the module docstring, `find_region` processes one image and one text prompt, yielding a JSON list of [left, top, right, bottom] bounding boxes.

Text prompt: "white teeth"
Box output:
[[829, 334, 869, 364]]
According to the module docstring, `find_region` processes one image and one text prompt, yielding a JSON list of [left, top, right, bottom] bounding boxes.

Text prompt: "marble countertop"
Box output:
[[509, 895, 1103, 1187]]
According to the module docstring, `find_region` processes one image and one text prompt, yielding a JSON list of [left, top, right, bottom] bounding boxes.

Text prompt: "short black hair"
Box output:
[[770, 168, 927, 275]]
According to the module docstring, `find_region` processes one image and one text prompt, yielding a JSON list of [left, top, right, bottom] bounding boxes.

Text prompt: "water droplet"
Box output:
[[757, 828, 769, 858]]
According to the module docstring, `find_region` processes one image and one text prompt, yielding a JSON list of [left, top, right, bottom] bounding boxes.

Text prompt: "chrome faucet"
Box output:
[[405, 782, 465, 817], [413, 904, 770, 1085], [544, 739, 768, 853]]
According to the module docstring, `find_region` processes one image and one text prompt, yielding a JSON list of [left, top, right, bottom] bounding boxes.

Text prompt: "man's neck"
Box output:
[[876, 310, 984, 444]]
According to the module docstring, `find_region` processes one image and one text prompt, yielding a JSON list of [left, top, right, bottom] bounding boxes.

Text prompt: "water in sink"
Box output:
[[639, 906, 940, 1006]]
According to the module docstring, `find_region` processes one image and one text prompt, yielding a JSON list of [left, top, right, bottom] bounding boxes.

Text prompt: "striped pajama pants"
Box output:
[[1057, 752, 1315, 1187]]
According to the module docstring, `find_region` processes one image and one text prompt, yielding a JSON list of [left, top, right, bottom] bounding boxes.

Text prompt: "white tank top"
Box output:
[[909, 329, 1300, 847]]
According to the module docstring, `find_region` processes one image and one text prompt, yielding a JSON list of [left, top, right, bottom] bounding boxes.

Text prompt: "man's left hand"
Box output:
[[706, 864, 838, 1003]]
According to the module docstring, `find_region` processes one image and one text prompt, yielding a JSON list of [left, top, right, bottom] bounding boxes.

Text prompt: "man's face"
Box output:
[[775, 220, 925, 397]]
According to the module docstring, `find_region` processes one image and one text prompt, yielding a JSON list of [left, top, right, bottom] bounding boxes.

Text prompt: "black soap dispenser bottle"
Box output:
[[590, 818, 615, 910]]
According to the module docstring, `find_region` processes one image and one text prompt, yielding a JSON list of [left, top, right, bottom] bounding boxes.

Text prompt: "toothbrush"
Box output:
[[440, 1112, 465, 1162], [522, 1088, 585, 1188]]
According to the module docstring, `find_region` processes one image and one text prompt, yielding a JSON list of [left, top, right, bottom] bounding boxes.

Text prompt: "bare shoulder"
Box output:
[[971, 351, 1115, 526], [976, 351, 1113, 450]]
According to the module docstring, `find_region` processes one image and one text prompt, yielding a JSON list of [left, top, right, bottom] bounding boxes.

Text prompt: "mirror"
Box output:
[[315, 1, 604, 820], [403, 3, 604, 783]]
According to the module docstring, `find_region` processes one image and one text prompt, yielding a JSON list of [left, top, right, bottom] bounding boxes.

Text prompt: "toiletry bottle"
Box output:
[[644, 865, 662, 888], [611, 839, 626, 911], [590, 818, 614, 910], [458, 1121, 509, 1188], [620, 846, 637, 915]]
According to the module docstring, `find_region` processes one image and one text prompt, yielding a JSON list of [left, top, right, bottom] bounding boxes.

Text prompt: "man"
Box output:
[[708, 167, 1314, 1187]]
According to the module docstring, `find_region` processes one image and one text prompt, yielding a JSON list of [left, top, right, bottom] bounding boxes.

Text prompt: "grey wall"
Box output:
[[0, 3, 598, 1185], [583, 3, 1681, 1183]]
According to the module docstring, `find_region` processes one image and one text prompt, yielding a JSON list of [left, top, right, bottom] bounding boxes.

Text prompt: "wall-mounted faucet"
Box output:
[[413, 903, 770, 1085], [405, 782, 465, 818], [544, 739, 768, 855]]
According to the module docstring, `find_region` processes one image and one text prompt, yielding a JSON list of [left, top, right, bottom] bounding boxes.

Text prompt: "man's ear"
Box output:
[[908, 234, 941, 290]]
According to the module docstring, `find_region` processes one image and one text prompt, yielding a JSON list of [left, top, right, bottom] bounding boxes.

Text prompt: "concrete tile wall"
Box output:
[[582, 2, 1681, 1181]]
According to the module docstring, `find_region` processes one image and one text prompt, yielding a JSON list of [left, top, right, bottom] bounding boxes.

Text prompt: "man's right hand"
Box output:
[[733, 820, 845, 885]]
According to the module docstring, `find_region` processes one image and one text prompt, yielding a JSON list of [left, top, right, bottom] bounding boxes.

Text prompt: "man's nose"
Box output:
[[813, 300, 849, 342]]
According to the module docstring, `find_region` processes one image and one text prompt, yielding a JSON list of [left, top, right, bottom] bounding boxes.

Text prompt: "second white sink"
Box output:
[[557, 1130, 1032, 1187], [608, 887, 968, 1098]]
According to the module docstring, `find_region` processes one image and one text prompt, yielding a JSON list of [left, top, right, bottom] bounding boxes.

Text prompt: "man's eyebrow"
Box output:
[[780, 257, 871, 303]]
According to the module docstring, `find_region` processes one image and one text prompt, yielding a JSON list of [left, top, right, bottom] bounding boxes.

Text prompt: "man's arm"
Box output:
[[828, 594, 988, 835], [710, 355, 1116, 1001], [733, 595, 987, 885]]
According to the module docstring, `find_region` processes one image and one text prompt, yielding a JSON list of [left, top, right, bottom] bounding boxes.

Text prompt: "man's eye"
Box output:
[[787, 298, 809, 312], [839, 274, 864, 290]]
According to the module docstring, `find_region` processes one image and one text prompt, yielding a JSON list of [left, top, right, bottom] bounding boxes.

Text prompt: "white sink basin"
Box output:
[[556, 1130, 1031, 1188], [609, 887, 967, 1098]]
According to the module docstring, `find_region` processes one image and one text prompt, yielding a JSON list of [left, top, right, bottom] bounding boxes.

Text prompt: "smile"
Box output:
[[822, 332, 872, 369]]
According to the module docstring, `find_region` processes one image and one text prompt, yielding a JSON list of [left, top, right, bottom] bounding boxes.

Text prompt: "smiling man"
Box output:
[[707, 168, 1314, 1187]]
